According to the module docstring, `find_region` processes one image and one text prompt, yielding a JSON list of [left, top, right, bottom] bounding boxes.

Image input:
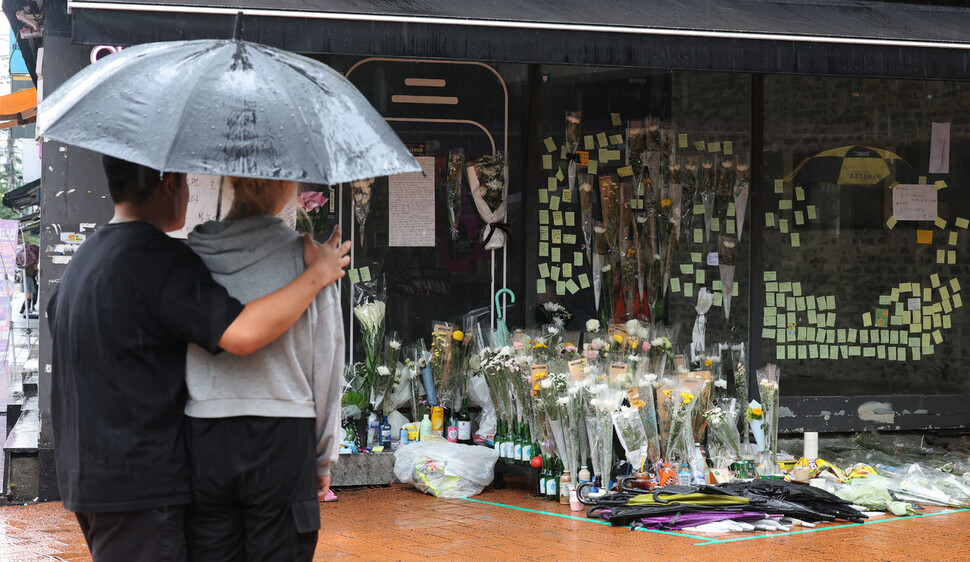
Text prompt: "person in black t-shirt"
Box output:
[[46, 155, 351, 562]]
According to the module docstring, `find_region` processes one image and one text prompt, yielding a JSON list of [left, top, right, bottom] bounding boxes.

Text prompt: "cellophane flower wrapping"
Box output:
[[446, 148, 466, 242], [662, 385, 698, 465], [756, 364, 781, 469], [479, 345, 517, 434], [430, 323, 454, 409], [373, 331, 402, 413], [703, 398, 743, 467], [579, 174, 595, 261], [467, 154, 508, 250], [614, 404, 649, 471], [634, 368, 662, 464], [347, 282, 385, 417], [584, 382, 625, 487]]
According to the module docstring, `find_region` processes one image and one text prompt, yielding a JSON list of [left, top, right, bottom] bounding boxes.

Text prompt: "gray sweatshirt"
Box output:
[[184, 215, 344, 476]]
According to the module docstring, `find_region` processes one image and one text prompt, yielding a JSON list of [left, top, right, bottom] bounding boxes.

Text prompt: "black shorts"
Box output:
[[185, 416, 320, 562], [76, 505, 187, 562]]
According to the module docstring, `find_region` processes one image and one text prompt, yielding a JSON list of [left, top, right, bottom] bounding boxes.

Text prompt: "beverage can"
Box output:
[[399, 428, 409, 444]]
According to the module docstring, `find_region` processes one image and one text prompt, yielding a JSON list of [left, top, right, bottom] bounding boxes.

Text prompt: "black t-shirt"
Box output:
[[47, 221, 245, 512]]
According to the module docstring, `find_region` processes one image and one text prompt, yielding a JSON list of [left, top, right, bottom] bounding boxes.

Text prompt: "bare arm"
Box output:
[[218, 226, 351, 355]]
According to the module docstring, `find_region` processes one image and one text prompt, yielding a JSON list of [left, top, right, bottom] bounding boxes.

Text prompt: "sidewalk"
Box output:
[[0, 483, 968, 560], [1, 291, 40, 498]]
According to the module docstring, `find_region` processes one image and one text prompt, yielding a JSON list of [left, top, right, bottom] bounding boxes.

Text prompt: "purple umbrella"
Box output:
[[16, 244, 38, 268], [638, 511, 774, 530]]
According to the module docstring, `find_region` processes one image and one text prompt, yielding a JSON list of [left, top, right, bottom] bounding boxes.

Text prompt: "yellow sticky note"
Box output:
[[562, 263, 573, 278], [617, 166, 633, 177], [779, 219, 789, 234], [694, 140, 706, 151], [539, 210, 549, 224], [795, 211, 804, 225], [954, 293, 963, 308], [552, 211, 563, 225], [943, 315, 952, 329], [709, 142, 721, 153], [607, 149, 621, 161], [950, 232, 959, 245], [671, 278, 681, 293], [795, 186, 805, 201], [727, 202, 736, 217], [935, 217, 947, 229], [693, 229, 703, 243], [579, 273, 591, 289], [359, 267, 372, 282], [885, 216, 897, 230], [348, 269, 360, 284], [543, 137, 556, 152], [950, 278, 961, 292], [766, 212, 776, 228], [917, 230, 933, 244], [948, 250, 956, 264], [596, 132, 608, 147], [542, 154, 552, 169], [931, 273, 941, 288], [536, 279, 547, 294], [808, 206, 818, 221], [565, 212, 575, 227], [933, 330, 943, 344], [550, 195, 560, 211], [562, 189, 572, 203], [791, 233, 800, 247], [936, 180, 947, 190], [588, 159, 598, 174], [711, 218, 720, 232], [548, 176, 557, 189], [724, 141, 733, 155], [551, 229, 562, 244], [556, 168, 564, 182], [937, 249, 946, 264], [609, 134, 623, 146], [774, 179, 784, 193], [779, 200, 793, 210], [539, 190, 549, 205], [863, 313, 872, 327], [678, 133, 688, 148], [919, 176, 927, 184], [611, 112, 621, 126], [726, 220, 735, 234], [584, 135, 594, 150], [955, 217, 969, 229]]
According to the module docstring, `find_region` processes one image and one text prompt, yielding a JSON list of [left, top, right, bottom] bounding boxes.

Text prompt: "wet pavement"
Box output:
[[0, 483, 968, 561]]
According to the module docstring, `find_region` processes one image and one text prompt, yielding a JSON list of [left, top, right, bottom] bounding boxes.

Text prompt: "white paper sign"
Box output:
[[389, 156, 436, 247], [892, 184, 937, 221], [169, 174, 223, 239], [929, 122, 950, 174]]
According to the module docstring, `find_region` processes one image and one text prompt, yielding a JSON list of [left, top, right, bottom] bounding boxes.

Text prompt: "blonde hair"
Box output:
[[226, 177, 296, 218]]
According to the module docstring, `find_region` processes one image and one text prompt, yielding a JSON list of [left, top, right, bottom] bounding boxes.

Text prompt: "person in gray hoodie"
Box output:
[[183, 176, 344, 561]]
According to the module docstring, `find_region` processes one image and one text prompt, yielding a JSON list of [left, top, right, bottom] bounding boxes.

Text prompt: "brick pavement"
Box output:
[[1, 482, 969, 560]]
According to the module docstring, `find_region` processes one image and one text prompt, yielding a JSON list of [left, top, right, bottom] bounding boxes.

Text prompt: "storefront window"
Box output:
[[762, 76, 970, 396]]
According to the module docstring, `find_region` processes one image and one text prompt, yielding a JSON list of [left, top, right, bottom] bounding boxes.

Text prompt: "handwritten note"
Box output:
[[893, 184, 937, 221], [389, 157, 436, 246]]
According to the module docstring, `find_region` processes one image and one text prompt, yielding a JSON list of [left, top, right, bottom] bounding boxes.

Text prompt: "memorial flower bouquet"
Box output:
[[479, 345, 519, 434], [757, 364, 781, 470], [342, 296, 385, 417], [565, 111, 582, 192], [614, 403, 650, 470], [579, 174, 595, 262], [585, 383, 626, 487], [634, 370, 663, 464], [296, 189, 329, 235], [703, 399, 744, 466], [467, 153, 508, 250], [541, 301, 572, 327], [374, 333, 402, 412], [445, 148, 466, 242], [663, 387, 698, 465]]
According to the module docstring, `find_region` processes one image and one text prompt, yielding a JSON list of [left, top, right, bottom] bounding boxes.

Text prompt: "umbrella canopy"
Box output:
[[16, 243, 38, 268], [38, 39, 420, 184], [784, 145, 912, 187]]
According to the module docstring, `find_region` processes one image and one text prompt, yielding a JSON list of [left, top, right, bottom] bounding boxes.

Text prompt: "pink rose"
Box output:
[[513, 341, 524, 349], [642, 341, 652, 353], [583, 349, 597, 359]]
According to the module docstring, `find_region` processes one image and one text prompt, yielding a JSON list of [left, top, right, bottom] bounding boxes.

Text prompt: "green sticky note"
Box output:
[[694, 204, 706, 215], [563, 233, 577, 245], [584, 135, 594, 150], [695, 140, 706, 151], [713, 280, 723, 291], [348, 268, 360, 284], [550, 196, 561, 211], [539, 189, 549, 204], [693, 229, 703, 243], [680, 264, 694, 275], [795, 211, 804, 225], [550, 266, 560, 280], [538, 263, 550, 278], [555, 167, 564, 182], [807, 205, 818, 220], [863, 313, 872, 327], [611, 112, 621, 126], [671, 278, 681, 293], [956, 217, 969, 229], [713, 292, 723, 306], [779, 219, 789, 234], [764, 271, 777, 282], [724, 141, 733, 155], [769, 281, 780, 292], [551, 248, 560, 262], [711, 218, 720, 232], [596, 132, 608, 147], [566, 279, 580, 294], [777, 345, 786, 360], [709, 141, 721, 153], [726, 220, 735, 234], [684, 282, 693, 298], [791, 233, 801, 247], [598, 149, 608, 163], [539, 210, 549, 225], [543, 137, 556, 152], [542, 154, 552, 169], [588, 159, 598, 174], [609, 134, 623, 146], [766, 212, 776, 228], [792, 282, 802, 296], [565, 212, 576, 227], [579, 273, 591, 289], [774, 179, 784, 193], [766, 293, 776, 307], [696, 269, 706, 284], [808, 310, 817, 324], [536, 279, 547, 294], [539, 242, 549, 257], [574, 251, 583, 266], [691, 252, 702, 263], [678, 133, 688, 148], [762, 328, 774, 339], [795, 187, 805, 201], [556, 281, 566, 296], [727, 202, 736, 217]]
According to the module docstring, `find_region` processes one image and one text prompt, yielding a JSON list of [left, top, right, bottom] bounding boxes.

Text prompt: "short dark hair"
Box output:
[[101, 155, 163, 204]]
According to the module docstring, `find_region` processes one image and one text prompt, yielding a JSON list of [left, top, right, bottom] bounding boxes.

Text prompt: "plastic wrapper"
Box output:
[[445, 148, 466, 242], [466, 375, 496, 440], [394, 441, 499, 498], [614, 404, 649, 470], [350, 177, 375, 243], [349, 278, 386, 413], [889, 463, 970, 507], [834, 475, 915, 516], [467, 154, 509, 250]]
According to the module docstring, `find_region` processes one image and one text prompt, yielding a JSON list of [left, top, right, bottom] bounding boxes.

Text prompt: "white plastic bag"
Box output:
[[467, 376, 496, 440], [393, 441, 499, 498]]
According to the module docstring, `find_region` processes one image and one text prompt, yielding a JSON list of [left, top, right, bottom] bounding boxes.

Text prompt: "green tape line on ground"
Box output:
[[693, 507, 970, 546], [460, 497, 708, 540]]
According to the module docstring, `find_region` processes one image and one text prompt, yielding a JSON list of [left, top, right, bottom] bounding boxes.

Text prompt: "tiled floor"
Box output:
[[1, 480, 969, 561]]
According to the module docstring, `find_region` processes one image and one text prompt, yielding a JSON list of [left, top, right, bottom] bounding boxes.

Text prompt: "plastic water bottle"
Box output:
[[677, 463, 691, 486], [690, 443, 707, 485]]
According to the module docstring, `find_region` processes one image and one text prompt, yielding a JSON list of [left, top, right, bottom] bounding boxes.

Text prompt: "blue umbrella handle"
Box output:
[[495, 288, 515, 320]]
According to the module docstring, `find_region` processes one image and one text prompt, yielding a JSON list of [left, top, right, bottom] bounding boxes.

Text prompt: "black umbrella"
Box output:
[[37, 38, 419, 184]]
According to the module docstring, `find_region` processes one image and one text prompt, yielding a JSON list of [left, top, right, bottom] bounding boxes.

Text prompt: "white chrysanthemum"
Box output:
[[557, 397, 570, 406], [714, 379, 728, 389], [541, 378, 553, 389], [651, 338, 664, 347], [377, 365, 391, 376], [389, 340, 401, 350], [586, 319, 601, 332], [625, 319, 639, 334], [643, 374, 658, 384], [547, 325, 560, 335]]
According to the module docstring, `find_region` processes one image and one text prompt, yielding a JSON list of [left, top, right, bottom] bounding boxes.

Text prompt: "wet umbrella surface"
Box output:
[[38, 39, 419, 183]]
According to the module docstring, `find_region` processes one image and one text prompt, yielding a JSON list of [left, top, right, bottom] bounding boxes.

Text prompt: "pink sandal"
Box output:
[[323, 490, 338, 502]]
